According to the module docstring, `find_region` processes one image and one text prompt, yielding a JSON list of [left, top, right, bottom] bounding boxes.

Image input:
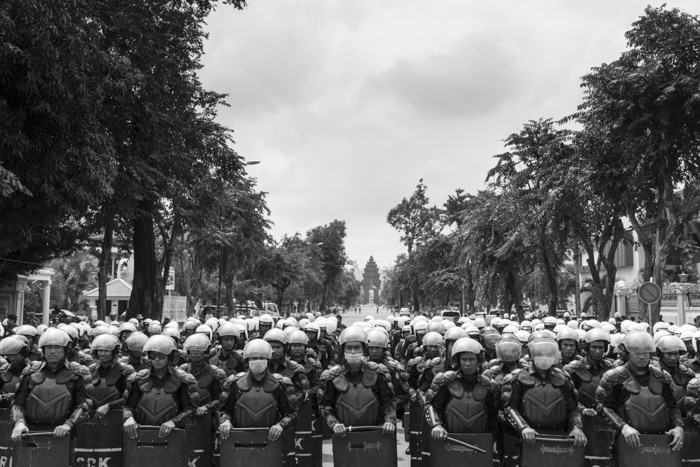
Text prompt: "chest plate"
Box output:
[[622, 386, 669, 434], [521, 382, 566, 430], [234, 385, 279, 428], [27, 375, 73, 425]]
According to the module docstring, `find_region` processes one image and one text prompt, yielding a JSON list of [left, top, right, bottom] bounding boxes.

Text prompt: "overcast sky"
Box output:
[[199, 1, 698, 271]]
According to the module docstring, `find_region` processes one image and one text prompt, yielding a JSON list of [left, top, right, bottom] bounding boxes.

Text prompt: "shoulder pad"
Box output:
[[502, 369, 520, 386], [563, 359, 584, 372], [679, 364, 696, 378], [328, 365, 343, 377], [173, 368, 197, 384], [597, 365, 631, 401], [264, 373, 286, 392], [478, 373, 500, 394], [649, 365, 671, 382], [515, 369, 536, 386], [23, 360, 43, 376], [549, 367, 567, 387], [209, 365, 227, 381], [377, 363, 391, 377], [114, 360, 135, 377], [133, 368, 151, 383], [688, 377, 700, 391], [222, 372, 246, 391]]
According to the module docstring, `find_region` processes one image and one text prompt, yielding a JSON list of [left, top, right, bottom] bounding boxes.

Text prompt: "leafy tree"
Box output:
[[486, 119, 574, 316], [0, 0, 122, 273], [387, 179, 443, 311], [576, 5, 700, 323], [49, 252, 99, 311], [306, 221, 348, 311]]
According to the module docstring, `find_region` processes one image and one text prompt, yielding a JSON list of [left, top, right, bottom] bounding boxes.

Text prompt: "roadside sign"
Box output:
[[638, 282, 662, 304], [166, 267, 175, 291]]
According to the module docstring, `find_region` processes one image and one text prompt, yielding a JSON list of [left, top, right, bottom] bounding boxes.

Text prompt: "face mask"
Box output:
[[533, 356, 556, 370], [345, 353, 363, 365], [248, 360, 268, 374]]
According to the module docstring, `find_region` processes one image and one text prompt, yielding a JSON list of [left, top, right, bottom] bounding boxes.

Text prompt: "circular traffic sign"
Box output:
[[638, 282, 662, 305]]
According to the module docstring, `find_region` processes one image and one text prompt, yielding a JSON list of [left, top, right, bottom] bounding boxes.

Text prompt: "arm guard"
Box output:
[[504, 406, 529, 433], [599, 405, 626, 432], [278, 414, 296, 431], [320, 405, 341, 429], [424, 405, 442, 428], [10, 404, 26, 426], [65, 403, 89, 429], [169, 408, 193, 428]]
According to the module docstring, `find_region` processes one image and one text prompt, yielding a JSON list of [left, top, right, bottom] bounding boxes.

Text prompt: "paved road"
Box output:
[[321, 305, 410, 467]]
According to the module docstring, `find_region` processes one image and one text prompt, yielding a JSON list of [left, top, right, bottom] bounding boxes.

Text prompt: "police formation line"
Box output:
[[0, 312, 698, 467]]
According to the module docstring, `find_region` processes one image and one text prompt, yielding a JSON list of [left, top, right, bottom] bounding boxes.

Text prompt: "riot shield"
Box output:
[[408, 401, 423, 467], [331, 426, 397, 467], [429, 432, 493, 467], [74, 409, 124, 467], [520, 434, 585, 467], [123, 426, 187, 467], [581, 416, 613, 467], [403, 411, 410, 442], [0, 408, 13, 466], [296, 399, 323, 467], [618, 434, 681, 467], [498, 423, 521, 467], [186, 412, 213, 467], [682, 427, 700, 467], [13, 431, 71, 467], [219, 427, 283, 467]]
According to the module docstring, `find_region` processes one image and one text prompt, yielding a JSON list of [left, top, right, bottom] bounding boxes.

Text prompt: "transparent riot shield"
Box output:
[[520, 434, 585, 467], [13, 431, 71, 467], [186, 412, 213, 467], [429, 432, 493, 467], [123, 425, 187, 467], [332, 426, 397, 467], [219, 427, 283, 467], [74, 409, 124, 467], [618, 434, 681, 467]]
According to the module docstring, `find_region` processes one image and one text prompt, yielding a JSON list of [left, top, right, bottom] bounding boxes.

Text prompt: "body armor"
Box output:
[[210, 352, 244, 377], [89, 364, 122, 406], [333, 371, 380, 426], [233, 373, 280, 428], [1, 369, 21, 398], [134, 374, 181, 425], [621, 386, 669, 433], [26, 368, 74, 425], [444, 379, 489, 433], [183, 364, 218, 406]]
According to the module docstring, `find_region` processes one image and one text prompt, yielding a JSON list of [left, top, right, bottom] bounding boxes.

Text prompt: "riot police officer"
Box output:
[[218, 339, 297, 441], [210, 322, 246, 377], [0, 336, 31, 406], [424, 337, 500, 439], [653, 335, 695, 417], [122, 331, 149, 372], [556, 327, 581, 368], [87, 334, 134, 419], [10, 328, 92, 441], [263, 328, 309, 407], [318, 326, 396, 436], [596, 331, 683, 451], [180, 333, 227, 416], [502, 331, 586, 446], [123, 335, 199, 439]]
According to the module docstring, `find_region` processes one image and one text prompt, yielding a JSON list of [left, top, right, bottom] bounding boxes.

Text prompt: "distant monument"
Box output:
[[361, 256, 381, 304]]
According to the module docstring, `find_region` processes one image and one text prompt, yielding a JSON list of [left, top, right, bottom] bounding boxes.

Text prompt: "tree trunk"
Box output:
[[98, 214, 113, 321], [128, 207, 157, 320]]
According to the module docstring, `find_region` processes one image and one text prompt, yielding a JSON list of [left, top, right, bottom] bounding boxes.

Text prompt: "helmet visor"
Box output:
[[495, 342, 521, 362], [528, 341, 559, 370]]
